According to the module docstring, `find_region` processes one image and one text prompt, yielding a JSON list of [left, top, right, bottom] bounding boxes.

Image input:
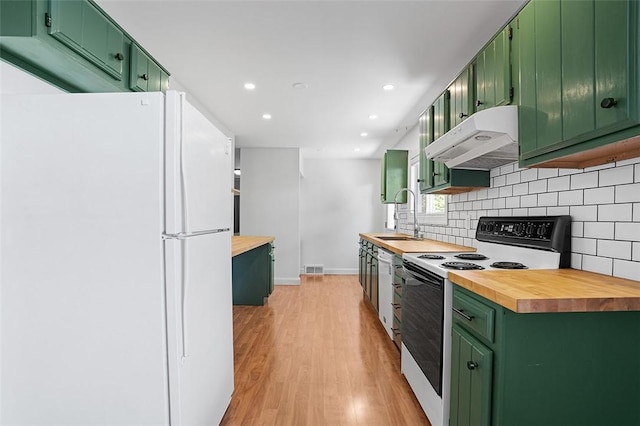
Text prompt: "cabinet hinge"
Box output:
[[509, 87, 514, 99], [508, 26, 513, 40], [44, 13, 52, 28]]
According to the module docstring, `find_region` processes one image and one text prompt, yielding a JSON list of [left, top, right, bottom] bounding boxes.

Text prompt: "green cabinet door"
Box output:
[[475, 25, 512, 111], [380, 150, 408, 204], [450, 324, 493, 426], [449, 68, 473, 128], [49, 0, 125, 80], [232, 243, 271, 305], [418, 107, 434, 192], [130, 43, 169, 92], [432, 91, 450, 187]]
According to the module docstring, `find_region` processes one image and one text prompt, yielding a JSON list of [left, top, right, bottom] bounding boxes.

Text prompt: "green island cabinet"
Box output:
[[516, 0, 640, 168], [380, 150, 408, 203], [418, 91, 490, 194], [232, 242, 274, 306], [0, 0, 169, 93], [450, 285, 640, 426], [358, 239, 378, 311]]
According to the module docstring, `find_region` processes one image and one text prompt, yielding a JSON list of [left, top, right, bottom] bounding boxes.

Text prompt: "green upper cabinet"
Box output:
[[130, 43, 169, 92], [517, 0, 640, 168], [0, 0, 170, 94], [449, 68, 473, 128], [432, 91, 450, 187], [48, 0, 125, 81], [380, 150, 408, 204], [418, 107, 434, 192], [474, 24, 512, 112]]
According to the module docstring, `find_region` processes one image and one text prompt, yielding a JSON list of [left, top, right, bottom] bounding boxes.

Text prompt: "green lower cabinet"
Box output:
[[450, 324, 493, 426], [232, 243, 271, 305], [451, 285, 640, 426], [0, 0, 169, 94]]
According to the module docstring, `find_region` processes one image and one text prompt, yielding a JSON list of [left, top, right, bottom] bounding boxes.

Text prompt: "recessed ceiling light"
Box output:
[[383, 84, 395, 91], [360, 132, 368, 137], [262, 113, 272, 120], [369, 115, 378, 120], [244, 82, 256, 90], [292, 82, 308, 90], [354, 148, 361, 152]]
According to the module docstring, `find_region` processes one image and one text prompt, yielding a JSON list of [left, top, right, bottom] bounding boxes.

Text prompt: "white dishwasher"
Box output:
[[377, 248, 394, 340]]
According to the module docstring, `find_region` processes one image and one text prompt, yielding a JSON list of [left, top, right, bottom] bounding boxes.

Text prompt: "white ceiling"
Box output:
[[96, 0, 527, 159]]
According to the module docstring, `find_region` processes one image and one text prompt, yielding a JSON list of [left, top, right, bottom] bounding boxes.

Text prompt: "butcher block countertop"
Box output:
[[232, 236, 274, 257], [449, 269, 640, 313], [360, 233, 476, 255]]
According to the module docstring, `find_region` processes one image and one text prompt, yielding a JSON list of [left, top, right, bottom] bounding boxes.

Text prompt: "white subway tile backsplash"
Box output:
[[616, 157, 640, 167], [520, 168, 538, 182], [487, 188, 499, 199], [572, 221, 584, 238], [584, 187, 615, 205], [500, 163, 515, 175], [493, 175, 506, 187], [538, 168, 559, 179], [599, 203, 633, 222], [600, 165, 634, 186], [559, 190, 583, 206], [571, 253, 583, 269], [528, 179, 548, 194], [458, 192, 469, 202], [582, 255, 613, 275], [506, 172, 521, 185], [513, 183, 529, 196], [512, 208, 528, 216], [482, 199, 493, 209], [521, 194, 537, 207], [499, 186, 513, 198], [570, 171, 598, 189], [493, 198, 506, 209], [636, 164, 640, 182], [570, 205, 598, 221], [634, 203, 640, 221], [558, 168, 583, 176], [473, 200, 483, 210], [598, 240, 632, 260], [490, 167, 501, 178], [548, 176, 570, 191], [547, 206, 570, 215], [538, 192, 558, 206], [476, 189, 488, 200], [615, 223, 640, 242], [505, 196, 520, 208], [572, 237, 597, 255], [613, 259, 640, 281], [633, 242, 640, 262], [528, 207, 547, 215], [583, 222, 614, 239], [585, 162, 615, 172], [616, 182, 640, 202]]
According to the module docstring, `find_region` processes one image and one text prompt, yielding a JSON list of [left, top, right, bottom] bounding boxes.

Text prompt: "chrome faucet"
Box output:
[[393, 188, 420, 238]]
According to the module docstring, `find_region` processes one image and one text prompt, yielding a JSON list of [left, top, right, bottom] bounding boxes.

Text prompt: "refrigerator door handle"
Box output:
[[162, 228, 230, 240]]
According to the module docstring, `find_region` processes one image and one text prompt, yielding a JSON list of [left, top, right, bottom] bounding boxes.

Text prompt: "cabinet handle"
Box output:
[[140, 73, 149, 81], [600, 98, 617, 109], [392, 303, 401, 310], [432, 172, 440, 177], [475, 100, 483, 107], [392, 329, 401, 336], [114, 52, 124, 61], [453, 307, 474, 321], [467, 361, 478, 370], [417, 178, 424, 183], [458, 112, 468, 119]]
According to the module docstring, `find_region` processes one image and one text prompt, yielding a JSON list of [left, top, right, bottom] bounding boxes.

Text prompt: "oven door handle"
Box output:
[[452, 307, 474, 321], [404, 269, 443, 289]]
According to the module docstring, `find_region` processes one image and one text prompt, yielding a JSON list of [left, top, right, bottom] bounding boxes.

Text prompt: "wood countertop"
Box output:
[[449, 269, 640, 313], [232, 236, 275, 257], [360, 233, 476, 255]]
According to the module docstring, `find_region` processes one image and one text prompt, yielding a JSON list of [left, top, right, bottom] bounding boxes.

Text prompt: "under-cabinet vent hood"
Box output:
[[424, 105, 518, 170]]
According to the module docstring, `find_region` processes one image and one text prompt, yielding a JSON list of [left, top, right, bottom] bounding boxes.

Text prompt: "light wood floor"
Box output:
[[220, 275, 431, 426]]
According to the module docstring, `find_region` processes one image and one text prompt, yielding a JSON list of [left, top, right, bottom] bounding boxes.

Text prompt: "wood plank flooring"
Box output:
[[220, 275, 430, 426]]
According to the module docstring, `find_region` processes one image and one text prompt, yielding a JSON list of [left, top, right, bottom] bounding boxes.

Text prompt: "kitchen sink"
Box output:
[[376, 236, 422, 241]]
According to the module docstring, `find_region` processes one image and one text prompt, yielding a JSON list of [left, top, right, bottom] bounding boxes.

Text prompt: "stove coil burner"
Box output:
[[418, 254, 446, 260], [491, 262, 528, 269], [455, 253, 488, 260], [441, 261, 485, 270]]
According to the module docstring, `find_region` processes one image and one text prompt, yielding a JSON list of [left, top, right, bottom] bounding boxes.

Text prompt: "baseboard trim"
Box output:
[[275, 277, 301, 285]]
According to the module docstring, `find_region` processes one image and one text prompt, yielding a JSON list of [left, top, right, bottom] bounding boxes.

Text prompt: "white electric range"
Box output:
[[400, 216, 572, 426]]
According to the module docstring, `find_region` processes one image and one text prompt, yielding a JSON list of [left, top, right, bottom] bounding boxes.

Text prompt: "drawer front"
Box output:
[[452, 290, 495, 343], [392, 290, 402, 321], [392, 316, 402, 350]]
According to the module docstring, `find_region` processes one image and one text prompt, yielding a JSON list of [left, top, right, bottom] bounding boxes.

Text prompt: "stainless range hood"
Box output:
[[424, 105, 518, 170]]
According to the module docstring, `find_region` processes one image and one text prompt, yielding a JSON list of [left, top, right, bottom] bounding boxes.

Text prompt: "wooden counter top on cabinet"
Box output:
[[232, 236, 275, 257], [360, 233, 476, 255], [449, 269, 640, 313]]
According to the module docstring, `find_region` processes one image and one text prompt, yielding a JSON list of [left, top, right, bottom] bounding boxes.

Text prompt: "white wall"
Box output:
[[300, 158, 383, 275], [240, 148, 301, 284]]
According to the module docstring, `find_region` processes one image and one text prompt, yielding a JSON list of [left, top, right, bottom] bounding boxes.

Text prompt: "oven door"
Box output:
[[401, 260, 445, 396]]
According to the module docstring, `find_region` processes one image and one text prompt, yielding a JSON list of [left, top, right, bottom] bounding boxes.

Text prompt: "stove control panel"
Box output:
[[477, 219, 555, 240]]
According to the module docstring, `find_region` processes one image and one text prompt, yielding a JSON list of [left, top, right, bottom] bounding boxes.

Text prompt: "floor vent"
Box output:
[[305, 264, 324, 275]]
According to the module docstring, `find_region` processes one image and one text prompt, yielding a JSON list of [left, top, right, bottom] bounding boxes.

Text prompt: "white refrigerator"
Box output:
[[0, 91, 234, 425]]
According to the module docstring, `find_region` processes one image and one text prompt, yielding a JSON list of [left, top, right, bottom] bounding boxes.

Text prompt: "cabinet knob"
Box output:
[[114, 52, 124, 61], [475, 99, 483, 107], [467, 361, 478, 370], [432, 172, 440, 177], [600, 98, 617, 109], [417, 178, 424, 183], [140, 73, 149, 81], [458, 112, 468, 119]]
